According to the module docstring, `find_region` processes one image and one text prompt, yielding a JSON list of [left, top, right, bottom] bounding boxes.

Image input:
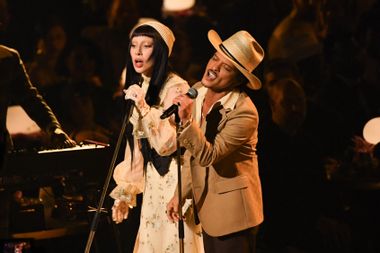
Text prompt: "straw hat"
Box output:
[[208, 29, 264, 89], [130, 19, 175, 56]]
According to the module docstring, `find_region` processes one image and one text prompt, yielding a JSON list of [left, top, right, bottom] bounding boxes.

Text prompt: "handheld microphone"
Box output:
[[160, 88, 198, 119]]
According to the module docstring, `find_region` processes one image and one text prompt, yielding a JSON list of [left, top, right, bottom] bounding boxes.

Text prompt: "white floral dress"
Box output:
[[110, 73, 204, 253]]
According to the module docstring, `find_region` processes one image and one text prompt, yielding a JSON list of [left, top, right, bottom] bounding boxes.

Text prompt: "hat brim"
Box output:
[[208, 30, 261, 90]]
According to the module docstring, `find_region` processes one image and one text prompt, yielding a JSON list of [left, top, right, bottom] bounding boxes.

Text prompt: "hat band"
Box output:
[[219, 44, 247, 71]]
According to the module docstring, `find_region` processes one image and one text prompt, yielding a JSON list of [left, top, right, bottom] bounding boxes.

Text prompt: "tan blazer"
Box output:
[[179, 82, 264, 237]]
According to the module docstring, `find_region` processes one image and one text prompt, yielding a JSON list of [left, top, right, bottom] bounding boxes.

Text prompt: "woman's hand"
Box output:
[[112, 199, 130, 224], [124, 84, 150, 117]]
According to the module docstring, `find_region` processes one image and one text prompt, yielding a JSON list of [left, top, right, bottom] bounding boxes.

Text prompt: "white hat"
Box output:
[[130, 20, 175, 56], [208, 29, 264, 89]]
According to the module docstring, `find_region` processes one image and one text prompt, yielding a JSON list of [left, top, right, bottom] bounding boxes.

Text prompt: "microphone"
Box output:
[[160, 88, 198, 119]]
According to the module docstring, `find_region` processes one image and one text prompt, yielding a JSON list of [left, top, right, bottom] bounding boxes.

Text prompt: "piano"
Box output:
[[1, 143, 114, 190]]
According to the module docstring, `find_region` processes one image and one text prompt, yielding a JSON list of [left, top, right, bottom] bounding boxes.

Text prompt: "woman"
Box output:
[[109, 20, 204, 253]]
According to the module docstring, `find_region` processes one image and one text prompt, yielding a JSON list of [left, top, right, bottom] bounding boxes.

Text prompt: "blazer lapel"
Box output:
[[217, 107, 230, 131], [205, 103, 224, 143]]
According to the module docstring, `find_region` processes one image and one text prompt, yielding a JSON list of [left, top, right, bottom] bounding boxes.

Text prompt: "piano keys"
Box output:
[[1, 144, 113, 189]]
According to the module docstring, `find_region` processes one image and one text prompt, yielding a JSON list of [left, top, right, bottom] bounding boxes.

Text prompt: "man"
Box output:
[[166, 29, 264, 253], [0, 0, 76, 167], [1, 0, 76, 237]]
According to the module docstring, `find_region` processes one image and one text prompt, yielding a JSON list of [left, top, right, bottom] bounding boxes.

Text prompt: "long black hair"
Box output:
[[124, 24, 173, 173], [125, 24, 171, 106]]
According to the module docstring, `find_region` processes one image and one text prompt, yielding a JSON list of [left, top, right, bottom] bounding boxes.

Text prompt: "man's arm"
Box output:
[[8, 46, 75, 148]]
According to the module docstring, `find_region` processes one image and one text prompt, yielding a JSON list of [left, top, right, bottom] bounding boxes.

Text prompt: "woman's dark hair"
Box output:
[[124, 24, 172, 171], [125, 24, 171, 106]]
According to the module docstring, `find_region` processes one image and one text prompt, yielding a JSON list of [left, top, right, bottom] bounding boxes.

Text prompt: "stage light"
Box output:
[[363, 117, 380, 145]]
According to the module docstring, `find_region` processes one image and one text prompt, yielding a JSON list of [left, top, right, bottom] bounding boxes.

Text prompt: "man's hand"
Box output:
[[172, 94, 193, 125], [166, 195, 180, 223], [49, 128, 76, 149]]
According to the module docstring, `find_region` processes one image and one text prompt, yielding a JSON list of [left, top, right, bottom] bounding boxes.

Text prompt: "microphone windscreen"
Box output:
[[187, 87, 198, 99]]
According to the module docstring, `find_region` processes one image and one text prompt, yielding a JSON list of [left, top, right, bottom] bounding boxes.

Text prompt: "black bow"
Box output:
[[140, 138, 171, 176]]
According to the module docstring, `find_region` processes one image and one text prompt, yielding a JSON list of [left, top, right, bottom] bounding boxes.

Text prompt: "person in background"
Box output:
[[0, 44, 77, 165], [0, 0, 76, 238], [43, 37, 115, 145], [166, 29, 264, 253], [27, 17, 68, 89], [267, 0, 326, 100], [109, 20, 204, 252]]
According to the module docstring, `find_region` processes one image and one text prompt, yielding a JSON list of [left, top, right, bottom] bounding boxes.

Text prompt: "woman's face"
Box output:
[[130, 35, 155, 76]]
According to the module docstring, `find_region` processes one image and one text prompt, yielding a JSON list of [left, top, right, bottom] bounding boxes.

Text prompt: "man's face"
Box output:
[[201, 51, 241, 92]]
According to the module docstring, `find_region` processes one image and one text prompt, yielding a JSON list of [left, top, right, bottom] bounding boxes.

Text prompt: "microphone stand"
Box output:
[[174, 111, 185, 253], [84, 101, 134, 253]]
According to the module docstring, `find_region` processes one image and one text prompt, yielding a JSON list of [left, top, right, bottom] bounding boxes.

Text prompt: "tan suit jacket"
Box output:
[[179, 82, 264, 237]]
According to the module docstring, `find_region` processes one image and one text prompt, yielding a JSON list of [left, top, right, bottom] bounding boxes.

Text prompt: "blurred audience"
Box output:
[[258, 77, 349, 253], [81, 0, 140, 95], [267, 0, 326, 100], [45, 38, 115, 144], [27, 17, 68, 89]]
